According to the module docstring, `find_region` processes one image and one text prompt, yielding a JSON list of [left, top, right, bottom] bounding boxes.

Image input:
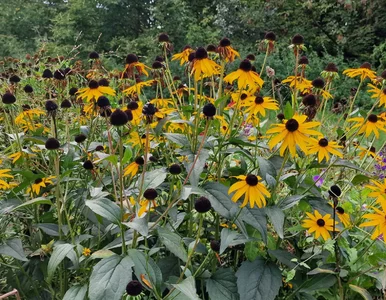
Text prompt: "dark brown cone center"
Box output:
[[285, 119, 299, 132]]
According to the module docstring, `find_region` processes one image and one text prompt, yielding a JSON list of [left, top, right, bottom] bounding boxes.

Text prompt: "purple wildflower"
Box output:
[[313, 175, 324, 187]]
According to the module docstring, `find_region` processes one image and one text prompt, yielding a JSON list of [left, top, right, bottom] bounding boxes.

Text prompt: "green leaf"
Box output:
[[47, 243, 74, 283], [37, 223, 60, 236], [268, 250, 297, 269], [186, 149, 209, 187], [121, 147, 132, 164], [138, 168, 167, 191], [299, 274, 336, 293], [202, 182, 237, 219], [228, 137, 256, 147], [257, 156, 277, 187], [284, 101, 293, 119], [158, 227, 188, 262], [128, 249, 162, 293], [215, 94, 230, 106], [123, 216, 148, 236], [63, 284, 88, 300], [220, 228, 247, 254], [241, 207, 267, 244], [349, 284, 372, 300], [89, 255, 134, 300], [164, 133, 190, 146], [180, 186, 206, 200], [207, 268, 239, 300], [85, 198, 121, 224], [351, 174, 371, 185], [172, 276, 200, 300], [265, 206, 284, 239], [0, 239, 28, 261], [236, 258, 281, 300], [90, 249, 116, 260], [12, 197, 52, 211], [277, 195, 306, 210]]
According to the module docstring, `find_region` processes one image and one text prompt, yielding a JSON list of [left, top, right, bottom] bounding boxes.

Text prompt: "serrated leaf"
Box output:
[[47, 243, 74, 283], [0, 239, 28, 261], [158, 227, 188, 262], [89, 255, 134, 300], [236, 258, 281, 300], [85, 198, 121, 224], [349, 284, 372, 300], [207, 268, 239, 300], [128, 249, 162, 293], [172, 276, 200, 300], [63, 284, 88, 300]]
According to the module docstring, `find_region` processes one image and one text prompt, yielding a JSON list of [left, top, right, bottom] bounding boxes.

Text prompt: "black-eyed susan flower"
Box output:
[[124, 54, 149, 77], [8, 152, 22, 164], [150, 98, 174, 108], [282, 76, 312, 93], [348, 114, 386, 139], [359, 201, 386, 242], [123, 157, 144, 178], [135, 188, 158, 217], [126, 280, 143, 296], [217, 38, 240, 62], [302, 210, 336, 241], [224, 59, 264, 90], [368, 83, 386, 107], [127, 132, 153, 147], [228, 174, 270, 208], [173, 83, 194, 98], [172, 46, 194, 66], [336, 206, 351, 228], [191, 47, 221, 82], [343, 62, 376, 81], [321, 63, 339, 81], [195, 196, 212, 213], [242, 95, 279, 117], [127, 101, 143, 125], [307, 137, 343, 162], [366, 179, 386, 204], [76, 80, 116, 102], [28, 176, 55, 195], [123, 79, 155, 97], [0, 169, 14, 190], [261, 31, 276, 54], [245, 113, 260, 127], [358, 145, 377, 159], [266, 114, 321, 157]]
